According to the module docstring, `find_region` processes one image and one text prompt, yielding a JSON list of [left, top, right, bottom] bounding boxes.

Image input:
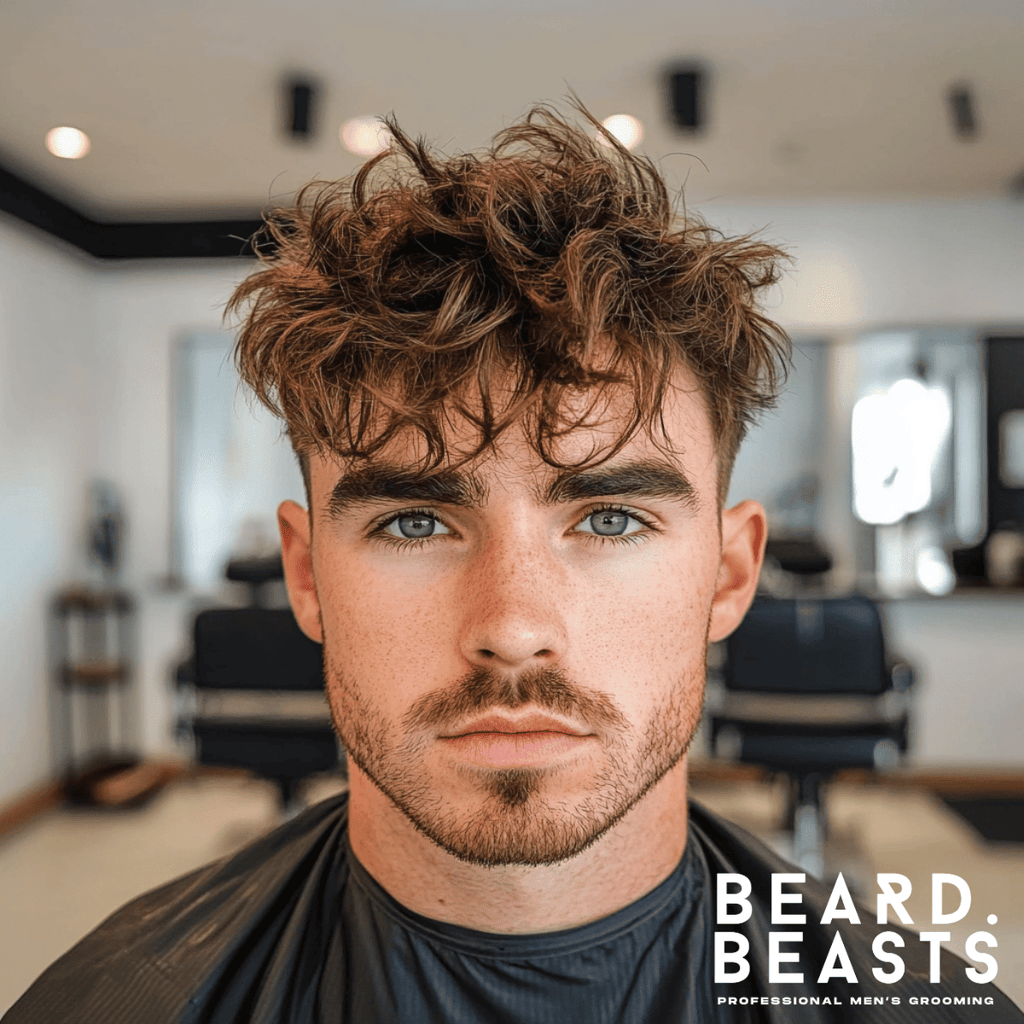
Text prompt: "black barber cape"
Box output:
[[6, 795, 1020, 1023]]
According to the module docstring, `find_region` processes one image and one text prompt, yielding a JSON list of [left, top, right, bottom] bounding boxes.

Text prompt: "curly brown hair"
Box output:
[[228, 104, 789, 503]]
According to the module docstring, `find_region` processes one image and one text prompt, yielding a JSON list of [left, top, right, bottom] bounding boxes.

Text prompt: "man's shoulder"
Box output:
[[687, 799, 1024, 1021], [3, 792, 351, 1024]]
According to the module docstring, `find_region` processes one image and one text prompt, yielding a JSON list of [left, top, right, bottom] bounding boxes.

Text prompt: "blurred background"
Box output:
[[1, 0, 1022, 1011]]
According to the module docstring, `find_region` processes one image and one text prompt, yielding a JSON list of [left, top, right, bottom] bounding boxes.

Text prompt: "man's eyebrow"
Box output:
[[541, 459, 699, 510], [325, 464, 487, 518]]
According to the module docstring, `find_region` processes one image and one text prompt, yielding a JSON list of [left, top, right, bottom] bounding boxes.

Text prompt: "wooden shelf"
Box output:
[[53, 587, 133, 614], [60, 661, 128, 687]]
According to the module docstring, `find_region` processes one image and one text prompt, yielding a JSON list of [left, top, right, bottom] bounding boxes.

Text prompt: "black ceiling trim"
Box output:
[[0, 161, 264, 259]]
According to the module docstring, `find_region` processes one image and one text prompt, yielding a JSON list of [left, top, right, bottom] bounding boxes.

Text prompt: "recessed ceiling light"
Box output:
[[597, 114, 644, 151], [45, 126, 91, 159], [340, 117, 391, 157]]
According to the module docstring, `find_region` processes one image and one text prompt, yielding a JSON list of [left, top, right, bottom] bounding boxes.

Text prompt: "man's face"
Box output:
[[279, 367, 764, 867]]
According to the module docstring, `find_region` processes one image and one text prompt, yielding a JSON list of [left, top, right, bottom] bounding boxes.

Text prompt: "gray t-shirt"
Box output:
[[6, 794, 1021, 1023]]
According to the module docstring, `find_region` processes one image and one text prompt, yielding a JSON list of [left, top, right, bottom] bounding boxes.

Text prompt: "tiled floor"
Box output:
[[1, 773, 1021, 1014]]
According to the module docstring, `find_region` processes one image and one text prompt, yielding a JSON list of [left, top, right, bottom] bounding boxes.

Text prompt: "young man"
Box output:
[[8, 107, 1021, 1023]]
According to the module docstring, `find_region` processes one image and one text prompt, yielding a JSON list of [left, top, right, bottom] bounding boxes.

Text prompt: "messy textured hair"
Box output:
[[229, 104, 789, 503]]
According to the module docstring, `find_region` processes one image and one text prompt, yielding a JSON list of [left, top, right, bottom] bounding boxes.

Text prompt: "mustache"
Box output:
[[402, 664, 628, 733]]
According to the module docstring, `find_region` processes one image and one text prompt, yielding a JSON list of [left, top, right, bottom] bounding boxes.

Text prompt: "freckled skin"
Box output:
[[278, 367, 766, 933]]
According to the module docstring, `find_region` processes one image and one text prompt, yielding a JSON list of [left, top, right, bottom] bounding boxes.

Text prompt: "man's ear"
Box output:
[[708, 499, 767, 644], [278, 499, 323, 643]]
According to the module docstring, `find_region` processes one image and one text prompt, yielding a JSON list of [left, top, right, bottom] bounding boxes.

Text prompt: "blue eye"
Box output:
[[384, 513, 450, 539], [575, 509, 644, 537]]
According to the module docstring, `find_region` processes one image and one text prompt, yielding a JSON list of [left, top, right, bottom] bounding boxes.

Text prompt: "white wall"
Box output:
[[704, 198, 1024, 331], [0, 238, 249, 804], [90, 261, 252, 757], [0, 215, 98, 805], [2, 196, 1023, 808], [885, 595, 1024, 766]]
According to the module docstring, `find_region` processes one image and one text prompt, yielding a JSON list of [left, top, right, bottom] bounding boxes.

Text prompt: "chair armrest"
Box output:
[[711, 689, 910, 727], [184, 688, 332, 726], [887, 658, 915, 693]]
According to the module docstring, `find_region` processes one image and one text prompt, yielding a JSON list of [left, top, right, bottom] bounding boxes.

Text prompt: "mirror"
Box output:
[[171, 331, 304, 590]]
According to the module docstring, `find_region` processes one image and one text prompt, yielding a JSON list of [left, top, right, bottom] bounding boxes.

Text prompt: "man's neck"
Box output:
[[346, 758, 690, 934]]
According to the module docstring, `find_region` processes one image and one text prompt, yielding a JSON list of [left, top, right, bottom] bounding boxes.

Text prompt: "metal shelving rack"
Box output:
[[51, 587, 138, 803]]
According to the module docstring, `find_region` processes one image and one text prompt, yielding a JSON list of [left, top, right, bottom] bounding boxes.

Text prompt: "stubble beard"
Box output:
[[324, 648, 706, 868]]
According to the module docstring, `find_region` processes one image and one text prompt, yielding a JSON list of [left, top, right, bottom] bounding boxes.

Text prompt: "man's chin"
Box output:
[[379, 768, 645, 868], [407, 800, 621, 868]]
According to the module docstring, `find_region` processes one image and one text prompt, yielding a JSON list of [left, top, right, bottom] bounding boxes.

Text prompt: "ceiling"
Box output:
[[2, 0, 1022, 222]]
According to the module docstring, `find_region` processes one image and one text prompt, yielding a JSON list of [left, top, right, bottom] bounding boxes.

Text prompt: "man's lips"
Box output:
[[439, 713, 593, 768], [441, 713, 590, 738]]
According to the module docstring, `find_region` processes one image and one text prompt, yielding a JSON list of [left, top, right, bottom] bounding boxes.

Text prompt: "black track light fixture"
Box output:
[[947, 83, 978, 141], [666, 64, 707, 133], [285, 77, 320, 141]]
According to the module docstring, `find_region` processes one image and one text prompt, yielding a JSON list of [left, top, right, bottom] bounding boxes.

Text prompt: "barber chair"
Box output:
[[176, 563, 341, 813], [224, 553, 289, 607], [707, 595, 914, 878]]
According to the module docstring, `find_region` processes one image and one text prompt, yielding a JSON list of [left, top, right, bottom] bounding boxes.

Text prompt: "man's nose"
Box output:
[[458, 532, 570, 672]]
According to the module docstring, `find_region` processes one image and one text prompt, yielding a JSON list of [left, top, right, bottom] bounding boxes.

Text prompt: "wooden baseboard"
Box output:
[[877, 768, 1024, 798], [0, 760, 196, 842], [688, 760, 1024, 798], [0, 780, 66, 841]]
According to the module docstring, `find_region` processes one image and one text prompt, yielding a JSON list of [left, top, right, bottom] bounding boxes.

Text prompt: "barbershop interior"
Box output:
[[2, 0, 1023, 1010]]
